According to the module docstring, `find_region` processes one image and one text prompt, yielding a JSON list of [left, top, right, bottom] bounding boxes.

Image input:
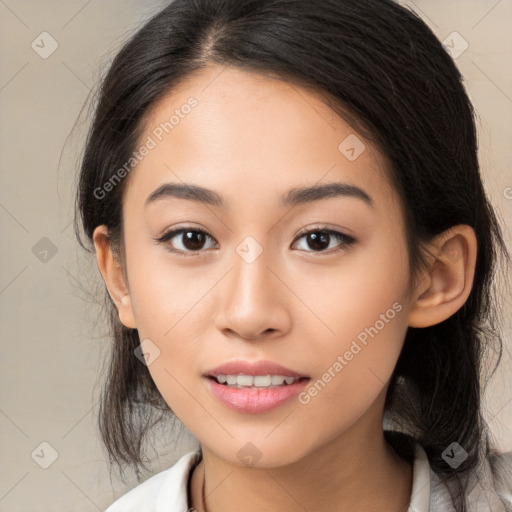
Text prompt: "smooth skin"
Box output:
[[93, 65, 477, 512]]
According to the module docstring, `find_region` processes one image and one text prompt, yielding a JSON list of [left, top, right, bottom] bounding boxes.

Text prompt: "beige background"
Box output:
[[0, 1, 511, 510]]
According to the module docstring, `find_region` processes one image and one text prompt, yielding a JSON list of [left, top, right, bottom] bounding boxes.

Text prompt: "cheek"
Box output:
[[120, 230, 208, 377], [296, 227, 409, 343], [293, 231, 409, 400], [129, 267, 208, 415], [125, 235, 211, 337], [128, 265, 210, 380]]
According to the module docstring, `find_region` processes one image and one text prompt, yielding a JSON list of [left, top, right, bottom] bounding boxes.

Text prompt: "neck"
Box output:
[[189, 424, 413, 512]]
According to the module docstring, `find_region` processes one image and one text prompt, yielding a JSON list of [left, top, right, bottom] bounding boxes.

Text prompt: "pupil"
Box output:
[[184, 231, 205, 250], [308, 232, 329, 251]]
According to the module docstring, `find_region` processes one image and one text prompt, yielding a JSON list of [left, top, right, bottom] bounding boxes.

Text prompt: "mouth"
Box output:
[[204, 359, 310, 385], [203, 359, 311, 411]]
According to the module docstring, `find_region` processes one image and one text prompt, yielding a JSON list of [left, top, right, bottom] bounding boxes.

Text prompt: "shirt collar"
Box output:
[[407, 442, 431, 512], [158, 440, 507, 512], [167, 443, 434, 512]]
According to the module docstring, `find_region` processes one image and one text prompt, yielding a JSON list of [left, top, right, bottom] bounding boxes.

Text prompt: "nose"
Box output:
[[214, 243, 292, 341]]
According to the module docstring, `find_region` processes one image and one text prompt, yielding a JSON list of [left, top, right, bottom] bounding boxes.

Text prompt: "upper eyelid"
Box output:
[[159, 225, 349, 239]]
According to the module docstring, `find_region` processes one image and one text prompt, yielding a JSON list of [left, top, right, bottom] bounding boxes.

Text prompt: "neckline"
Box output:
[[184, 442, 431, 512]]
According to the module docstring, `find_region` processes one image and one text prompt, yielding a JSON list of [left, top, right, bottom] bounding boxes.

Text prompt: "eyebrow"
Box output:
[[145, 181, 374, 209]]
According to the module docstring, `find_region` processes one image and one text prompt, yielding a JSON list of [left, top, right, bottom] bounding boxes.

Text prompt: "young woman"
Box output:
[[75, 0, 512, 510]]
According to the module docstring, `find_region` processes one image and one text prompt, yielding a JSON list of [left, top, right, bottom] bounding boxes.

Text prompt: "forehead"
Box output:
[[124, 65, 397, 215]]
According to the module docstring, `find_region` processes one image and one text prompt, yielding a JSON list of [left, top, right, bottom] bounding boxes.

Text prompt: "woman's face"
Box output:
[[115, 65, 416, 466]]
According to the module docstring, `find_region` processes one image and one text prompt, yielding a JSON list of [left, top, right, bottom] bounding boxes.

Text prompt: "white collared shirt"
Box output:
[[104, 443, 512, 511]]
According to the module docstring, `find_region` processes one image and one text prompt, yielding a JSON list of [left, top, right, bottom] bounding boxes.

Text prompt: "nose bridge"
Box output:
[[230, 234, 275, 306], [216, 233, 290, 338]]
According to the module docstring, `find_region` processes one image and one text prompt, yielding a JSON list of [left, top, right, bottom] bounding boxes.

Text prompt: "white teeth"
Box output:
[[226, 375, 238, 385], [253, 375, 272, 386], [214, 374, 300, 388], [237, 375, 254, 386]]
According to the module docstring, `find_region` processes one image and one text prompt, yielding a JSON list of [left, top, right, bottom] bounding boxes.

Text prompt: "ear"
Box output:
[[407, 225, 477, 328], [93, 225, 137, 329]]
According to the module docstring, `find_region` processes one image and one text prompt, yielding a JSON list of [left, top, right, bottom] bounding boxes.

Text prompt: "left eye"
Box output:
[[155, 227, 356, 256], [292, 228, 356, 253]]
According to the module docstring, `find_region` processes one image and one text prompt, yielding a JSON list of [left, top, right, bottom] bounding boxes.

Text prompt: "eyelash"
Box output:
[[154, 225, 357, 257]]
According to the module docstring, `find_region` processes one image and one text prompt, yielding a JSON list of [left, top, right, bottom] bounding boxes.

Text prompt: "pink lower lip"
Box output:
[[205, 377, 310, 414]]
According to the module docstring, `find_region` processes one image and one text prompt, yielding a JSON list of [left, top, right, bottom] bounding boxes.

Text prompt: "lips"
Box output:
[[206, 377, 310, 414], [203, 359, 311, 413], [204, 359, 309, 379]]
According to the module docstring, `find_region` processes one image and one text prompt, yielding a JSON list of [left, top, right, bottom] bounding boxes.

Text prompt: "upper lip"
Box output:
[[205, 360, 309, 378]]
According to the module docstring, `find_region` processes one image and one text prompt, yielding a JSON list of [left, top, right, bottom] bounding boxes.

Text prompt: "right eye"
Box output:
[[155, 227, 219, 256]]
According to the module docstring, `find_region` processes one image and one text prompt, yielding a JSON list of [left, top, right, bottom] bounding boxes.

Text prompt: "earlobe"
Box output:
[[92, 225, 137, 329], [118, 294, 137, 329], [407, 225, 477, 328]]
